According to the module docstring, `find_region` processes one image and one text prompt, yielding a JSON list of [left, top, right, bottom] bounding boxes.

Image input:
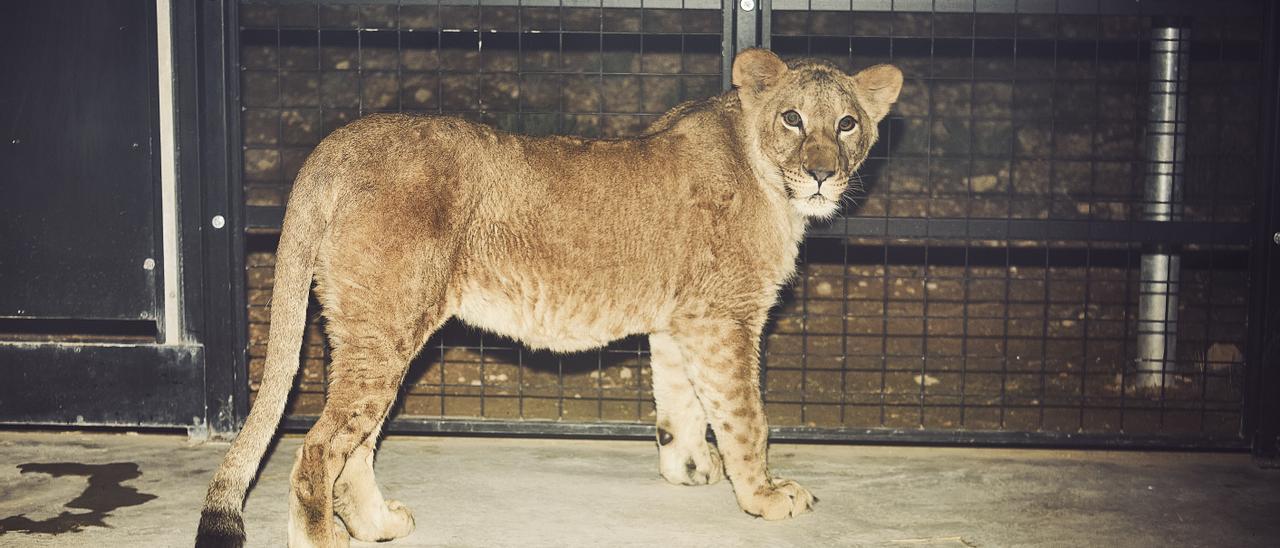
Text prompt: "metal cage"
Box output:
[[234, 0, 1280, 451]]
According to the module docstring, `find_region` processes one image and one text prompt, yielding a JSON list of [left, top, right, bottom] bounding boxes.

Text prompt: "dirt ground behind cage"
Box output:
[[1, 430, 1278, 547]]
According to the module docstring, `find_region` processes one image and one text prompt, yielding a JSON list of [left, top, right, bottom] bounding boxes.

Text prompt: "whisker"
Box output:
[[837, 171, 868, 214]]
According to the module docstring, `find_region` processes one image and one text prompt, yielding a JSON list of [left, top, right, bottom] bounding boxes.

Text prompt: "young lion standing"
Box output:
[[196, 49, 901, 547]]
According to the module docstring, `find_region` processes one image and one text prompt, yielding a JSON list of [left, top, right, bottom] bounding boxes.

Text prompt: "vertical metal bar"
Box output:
[[880, 14, 895, 429], [959, 6, 978, 429], [439, 334, 446, 416], [1040, 12, 1061, 432], [557, 355, 565, 419], [598, 0, 606, 129], [919, 8, 939, 430], [517, 346, 525, 418], [435, 1, 443, 117], [316, 5, 331, 414], [1001, 9, 1019, 430], [839, 231, 849, 426], [356, 9, 365, 117], [636, 337, 645, 421], [595, 337, 603, 420], [879, 245, 890, 427], [760, 0, 770, 51], [476, 1, 485, 122], [735, 0, 757, 54], [799, 240, 809, 424], [722, 0, 759, 90], [837, 0, 851, 428], [517, 0, 527, 134], [1081, 14, 1101, 433], [722, 0, 735, 89], [1136, 25, 1190, 390]]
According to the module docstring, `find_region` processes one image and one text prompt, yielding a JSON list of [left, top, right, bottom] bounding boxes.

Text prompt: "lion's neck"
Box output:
[[737, 111, 808, 247], [657, 91, 810, 248]]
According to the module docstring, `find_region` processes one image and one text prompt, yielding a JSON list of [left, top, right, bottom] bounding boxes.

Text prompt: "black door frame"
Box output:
[[176, 0, 249, 438]]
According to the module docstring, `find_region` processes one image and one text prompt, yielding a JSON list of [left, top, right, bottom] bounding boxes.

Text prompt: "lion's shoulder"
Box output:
[[644, 92, 740, 136]]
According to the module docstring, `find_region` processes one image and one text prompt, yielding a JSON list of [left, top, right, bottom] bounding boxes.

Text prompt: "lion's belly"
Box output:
[[454, 280, 648, 353]]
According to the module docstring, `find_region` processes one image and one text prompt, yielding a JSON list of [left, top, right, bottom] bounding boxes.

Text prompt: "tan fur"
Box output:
[[196, 49, 902, 547]]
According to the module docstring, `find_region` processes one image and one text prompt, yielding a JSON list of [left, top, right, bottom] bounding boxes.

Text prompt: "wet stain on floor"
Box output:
[[0, 462, 157, 535]]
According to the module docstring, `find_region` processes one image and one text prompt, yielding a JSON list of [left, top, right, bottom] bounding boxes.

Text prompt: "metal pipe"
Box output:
[[1136, 26, 1190, 390]]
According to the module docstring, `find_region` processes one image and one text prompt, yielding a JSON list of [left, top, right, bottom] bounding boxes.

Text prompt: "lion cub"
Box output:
[[197, 49, 901, 547]]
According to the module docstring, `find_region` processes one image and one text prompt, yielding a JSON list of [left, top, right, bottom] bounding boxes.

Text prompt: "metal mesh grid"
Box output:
[[240, 1, 1265, 444], [765, 8, 1258, 436], [240, 0, 724, 424]]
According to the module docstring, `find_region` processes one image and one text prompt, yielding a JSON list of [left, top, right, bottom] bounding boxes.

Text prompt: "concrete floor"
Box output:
[[0, 431, 1277, 547]]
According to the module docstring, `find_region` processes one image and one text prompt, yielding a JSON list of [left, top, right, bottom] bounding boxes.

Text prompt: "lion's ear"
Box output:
[[852, 64, 903, 122], [732, 49, 788, 95]]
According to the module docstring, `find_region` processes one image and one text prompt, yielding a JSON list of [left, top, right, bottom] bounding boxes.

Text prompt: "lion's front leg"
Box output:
[[669, 318, 816, 520], [649, 333, 724, 486]]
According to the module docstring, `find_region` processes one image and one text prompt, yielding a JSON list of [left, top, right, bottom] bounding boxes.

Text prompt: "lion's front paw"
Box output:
[[738, 479, 816, 520], [660, 438, 725, 486]]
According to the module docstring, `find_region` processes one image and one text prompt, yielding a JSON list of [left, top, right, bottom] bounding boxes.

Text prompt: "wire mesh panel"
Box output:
[[239, 0, 1268, 446], [239, 0, 726, 426], [764, 2, 1262, 441]]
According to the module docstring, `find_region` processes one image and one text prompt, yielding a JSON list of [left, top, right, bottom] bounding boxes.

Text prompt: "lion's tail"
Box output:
[[195, 165, 329, 548]]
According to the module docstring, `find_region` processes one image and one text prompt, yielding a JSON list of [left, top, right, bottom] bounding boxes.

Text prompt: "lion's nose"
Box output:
[[806, 168, 834, 185]]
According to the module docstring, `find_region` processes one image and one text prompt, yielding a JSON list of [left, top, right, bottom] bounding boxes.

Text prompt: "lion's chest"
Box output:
[[454, 275, 646, 353]]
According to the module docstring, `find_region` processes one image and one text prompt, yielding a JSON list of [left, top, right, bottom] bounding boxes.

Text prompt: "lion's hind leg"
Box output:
[[333, 435, 415, 542], [288, 221, 454, 547], [289, 315, 446, 548], [649, 333, 724, 486]]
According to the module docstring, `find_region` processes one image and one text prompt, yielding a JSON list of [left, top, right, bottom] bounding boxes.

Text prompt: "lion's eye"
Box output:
[[838, 115, 857, 132], [781, 110, 803, 128]]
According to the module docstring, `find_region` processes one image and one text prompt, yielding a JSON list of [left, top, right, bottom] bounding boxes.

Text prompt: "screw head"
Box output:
[[1274, 231, 1280, 245], [211, 215, 225, 229], [143, 258, 155, 271], [740, 0, 755, 11]]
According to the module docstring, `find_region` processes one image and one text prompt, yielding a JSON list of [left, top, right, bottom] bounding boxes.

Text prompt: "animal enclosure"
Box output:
[[236, 0, 1276, 448]]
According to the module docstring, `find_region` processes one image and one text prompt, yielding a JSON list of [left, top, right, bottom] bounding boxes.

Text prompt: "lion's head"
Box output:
[[733, 49, 903, 219]]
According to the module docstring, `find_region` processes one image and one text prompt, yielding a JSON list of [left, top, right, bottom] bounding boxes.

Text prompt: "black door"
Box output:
[[0, 1, 159, 323], [0, 0, 228, 430]]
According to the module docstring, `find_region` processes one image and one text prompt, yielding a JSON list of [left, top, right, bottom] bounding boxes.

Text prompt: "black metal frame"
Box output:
[[254, 206, 1254, 245], [1245, 0, 1280, 464], [175, 0, 251, 437], [283, 415, 1249, 449], [224, 0, 1279, 452]]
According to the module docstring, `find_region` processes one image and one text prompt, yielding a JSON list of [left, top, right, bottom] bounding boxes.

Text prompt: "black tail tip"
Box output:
[[195, 508, 246, 548]]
